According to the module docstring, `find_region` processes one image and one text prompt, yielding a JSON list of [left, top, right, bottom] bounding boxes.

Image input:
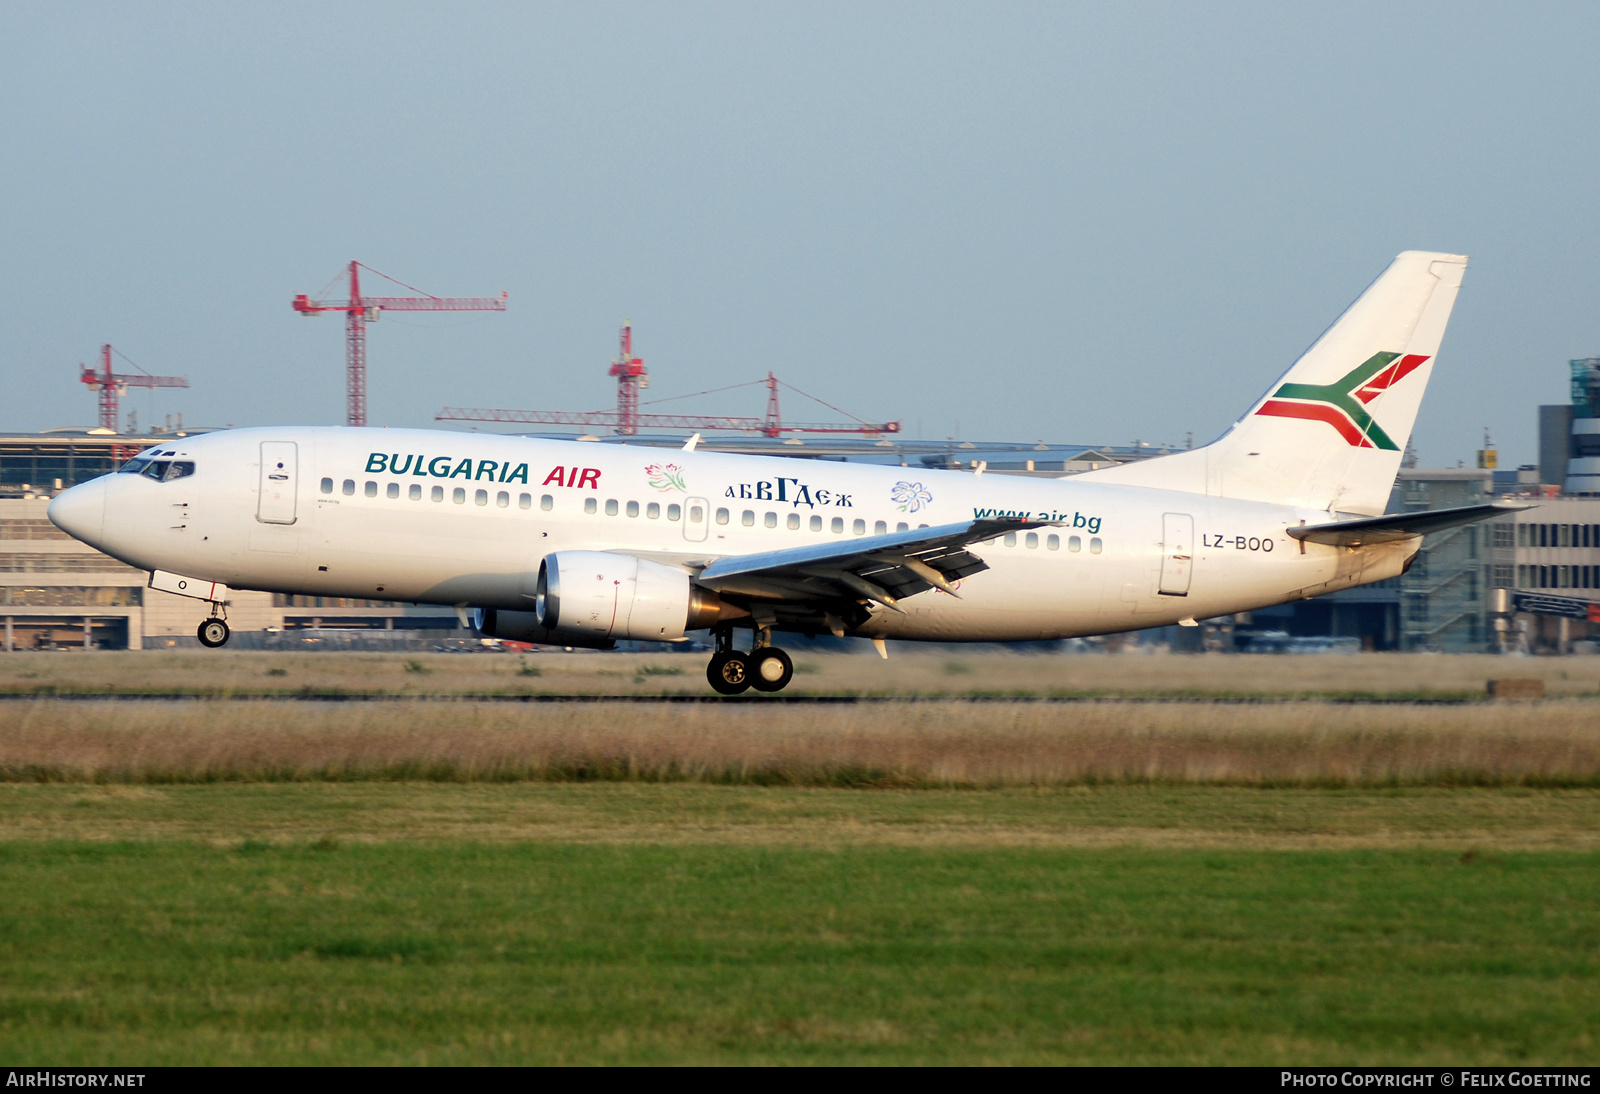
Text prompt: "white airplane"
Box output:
[[48, 251, 1516, 693]]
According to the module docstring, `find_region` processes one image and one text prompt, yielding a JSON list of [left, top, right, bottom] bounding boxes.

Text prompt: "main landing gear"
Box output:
[[196, 604, 230, 648], [706, 626, 794, 695]]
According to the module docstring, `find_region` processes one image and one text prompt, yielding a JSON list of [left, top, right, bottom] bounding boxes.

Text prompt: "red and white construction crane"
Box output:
[[437, 321, 900, 438], [293, 260, 507, 427], [608, 321, 648, 435], [80, 345, 189, 433]]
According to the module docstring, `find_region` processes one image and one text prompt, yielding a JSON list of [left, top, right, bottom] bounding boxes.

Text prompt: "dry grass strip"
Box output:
[[1, 699, 1597, 787], [5, 650, 1600, 699]]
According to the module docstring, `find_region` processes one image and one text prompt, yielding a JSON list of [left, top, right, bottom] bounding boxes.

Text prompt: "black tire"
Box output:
[[707, 650, 751, 695], [197, 618, 230, 648], [748, 648, 794, 693]]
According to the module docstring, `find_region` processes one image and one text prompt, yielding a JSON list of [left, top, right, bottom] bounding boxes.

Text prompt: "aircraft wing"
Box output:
[[1287, 502, 1530, 548], [692, 517, 1050, 610]]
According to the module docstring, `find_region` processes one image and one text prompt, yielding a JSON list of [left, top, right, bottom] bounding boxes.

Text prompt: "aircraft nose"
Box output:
[[48, 478, 107, 547]]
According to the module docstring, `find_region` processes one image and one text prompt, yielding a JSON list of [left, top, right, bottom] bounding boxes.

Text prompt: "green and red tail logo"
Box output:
[[1254, 351, 1429, 450]]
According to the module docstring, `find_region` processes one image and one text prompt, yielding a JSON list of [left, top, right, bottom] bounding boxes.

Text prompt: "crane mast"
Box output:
[[293, 260, 507, 427], [608, 322, 648, 436], [79, 345, 188, 433]]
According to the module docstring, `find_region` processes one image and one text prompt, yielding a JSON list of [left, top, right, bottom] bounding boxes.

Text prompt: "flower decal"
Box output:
[[891, 480, 932, 513], [645, 462, 688, 493]]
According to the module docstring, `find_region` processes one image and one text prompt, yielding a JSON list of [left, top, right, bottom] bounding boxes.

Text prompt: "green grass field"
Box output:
[[1, 783, 1596, 1064], [2, 651, 1595, 1063]]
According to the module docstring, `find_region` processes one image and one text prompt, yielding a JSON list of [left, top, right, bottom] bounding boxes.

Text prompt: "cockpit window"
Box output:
[[119, 457, 193, 481]]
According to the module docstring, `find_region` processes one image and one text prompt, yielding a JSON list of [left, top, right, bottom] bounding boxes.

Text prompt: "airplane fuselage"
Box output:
[[53, 426, 1415, 642]]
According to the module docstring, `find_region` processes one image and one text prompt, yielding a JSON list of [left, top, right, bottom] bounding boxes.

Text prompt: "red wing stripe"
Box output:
[[1256, 400, 1373, 448], [1356, 354, 1430, 404]]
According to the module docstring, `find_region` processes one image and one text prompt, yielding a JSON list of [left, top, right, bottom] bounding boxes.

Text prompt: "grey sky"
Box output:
[[4, 2, 1598, 467]]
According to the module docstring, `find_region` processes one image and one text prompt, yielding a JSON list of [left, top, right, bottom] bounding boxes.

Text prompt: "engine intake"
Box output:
[[534, 551, 744, 641]]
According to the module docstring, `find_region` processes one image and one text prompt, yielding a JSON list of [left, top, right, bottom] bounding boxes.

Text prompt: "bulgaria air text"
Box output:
[[364, 454, 605, 489]]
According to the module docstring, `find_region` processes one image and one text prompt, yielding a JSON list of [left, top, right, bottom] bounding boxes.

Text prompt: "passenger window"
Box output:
[[537, 494, 550, 510], [1090, 537, 1103, 554], [387, 483, 399, 499], [764, 512, 777, 528], [852, 519, 865, 535], [831, 517, 844, 534], [522, 494, 535, 510], [365, 481, 377, 498], [787, 513, 800, 530], [605, 499, 619, 516], [716, 508, 729, 525], [474, 489, 488, 506], [897, 523, 908, 533], [647, 502, 660, 519], [321, 477, 333, 494], [1068, 535, 1081, 552], [431, 485, 444, 502], [874, 521, 887, 535], [453, 487, 466, 504], [1004, 532, 1017, 546], [626, 500, 639, 517], [1047, 534, 1059, 551], [669, 504, 683, 521], [410, 484, 422, 500], [496, 491, 509, 508], [342, 479, 355, 496], [741, 510, 755, 527], [1026, 532, 1038, 549], [585, 498, 597, 514], [810, 515, 823, 532]]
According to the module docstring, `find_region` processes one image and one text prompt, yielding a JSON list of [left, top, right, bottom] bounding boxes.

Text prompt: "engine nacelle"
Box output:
[[471, 608, 616, 650], [535, 551, 744, 641]]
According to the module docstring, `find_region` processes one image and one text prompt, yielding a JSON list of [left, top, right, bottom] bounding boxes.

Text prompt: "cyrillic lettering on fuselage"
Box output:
[[723, 477, 852, 508]]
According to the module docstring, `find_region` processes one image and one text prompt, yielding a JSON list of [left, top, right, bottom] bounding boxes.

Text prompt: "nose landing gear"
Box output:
[[705, 625, 795, 695], [196, 604, 230, 648]]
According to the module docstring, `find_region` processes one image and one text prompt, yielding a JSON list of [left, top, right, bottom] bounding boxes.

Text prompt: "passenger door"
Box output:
[[1158, 512, 1193, 596], [257, 442, 298, 525], [682, 496, 709, 543]]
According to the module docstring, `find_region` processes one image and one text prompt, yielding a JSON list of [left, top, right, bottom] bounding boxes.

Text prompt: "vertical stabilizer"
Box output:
[[1080, 251, 1468, 515]]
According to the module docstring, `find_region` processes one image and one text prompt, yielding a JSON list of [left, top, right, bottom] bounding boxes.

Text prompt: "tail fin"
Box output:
[[1080, 251, 1468, 515]]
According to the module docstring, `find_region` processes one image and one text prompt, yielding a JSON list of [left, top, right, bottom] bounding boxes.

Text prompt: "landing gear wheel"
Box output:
[[197, 618, 230, 648], [748, 648, 794, 693], [707, 650, 751, 695]]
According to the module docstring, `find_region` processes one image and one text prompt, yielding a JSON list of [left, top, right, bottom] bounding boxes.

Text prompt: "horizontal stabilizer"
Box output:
[[1287, 503, 1530, 548]]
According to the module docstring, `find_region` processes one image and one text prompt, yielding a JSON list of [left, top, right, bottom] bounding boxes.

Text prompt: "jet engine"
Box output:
[[533, 551, 744, 641]]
